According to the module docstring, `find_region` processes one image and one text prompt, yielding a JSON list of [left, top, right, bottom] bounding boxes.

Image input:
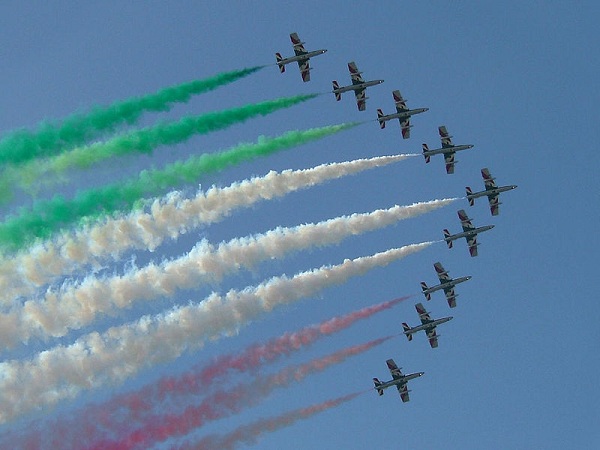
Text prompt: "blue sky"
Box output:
[[0, 1, 598, 449]]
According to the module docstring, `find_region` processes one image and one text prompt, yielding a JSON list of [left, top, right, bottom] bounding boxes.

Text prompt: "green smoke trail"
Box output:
[[0, 66, 263, 167], [0, 123, 359, 253], [8, 93, 318, 190]]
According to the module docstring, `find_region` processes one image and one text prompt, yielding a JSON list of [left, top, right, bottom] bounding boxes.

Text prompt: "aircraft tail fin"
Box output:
[[422, 144, 431, 163], [377, 109, 385, 129], [402, 323, 413, 340], [443, 229, 453, 248], [420, 282, 431, 300], [466, 187, 474, 205], [332, 81, 341, 100], [373, 378, 384, 396], [275, 53, 285, 73]]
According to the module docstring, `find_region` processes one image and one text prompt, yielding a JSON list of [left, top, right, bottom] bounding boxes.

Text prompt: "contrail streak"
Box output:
[[0, 123, 356, 253], [0, 66, 263, 168], [0, 154, 414, 306], [3, 198, 455, 347], [181, 391, 364, 450], [0, 242, 431, 423], [6, 299, 405, 449], [95, 337, 391, 450], [4, 93, 318, 196]]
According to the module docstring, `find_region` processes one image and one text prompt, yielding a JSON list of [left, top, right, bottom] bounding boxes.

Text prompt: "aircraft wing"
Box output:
[[348, 61, 365, 84], [444, 151, 456, 174], [426, 327, 439, 348], [290, 32, 307, 56], [354, 88, 367, 111], [458, 210, 475, 232], [400, 117, 411, 139], [398, 382, 410, 402], [393, 90, 408, 113], [415, 303, 432, 324], [481, 168, 497, 190], [434, 262, 451, 283], [297, 59, 311, 82], [443, 286, 457, 308], [439, 125, 454, 148], [386, 358, 403, 380], [488, 193, 500, 216], [466, 234, 479, 257]]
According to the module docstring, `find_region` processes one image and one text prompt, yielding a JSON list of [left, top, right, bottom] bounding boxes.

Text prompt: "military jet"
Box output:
[[443, 209, 495, 257], [275, 32, 327, 82], [332, 61, 384, 111], [376, 90, 428, 138], [420, 262, 471, 308], [373, 358, 424, 402], [422, 126, 474, 174], [402, 303, 453, 348], [466, 168, 517, 216]]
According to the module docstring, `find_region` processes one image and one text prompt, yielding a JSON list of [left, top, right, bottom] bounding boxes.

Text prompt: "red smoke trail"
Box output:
[[95, 336, 393, 450], [9, 298, 407, 450], [182, 391, 365, 450]]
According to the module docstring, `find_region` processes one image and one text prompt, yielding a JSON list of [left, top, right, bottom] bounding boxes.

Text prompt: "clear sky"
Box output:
[[0, 1, 598, 449]]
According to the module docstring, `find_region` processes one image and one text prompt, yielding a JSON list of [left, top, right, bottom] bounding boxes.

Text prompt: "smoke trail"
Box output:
[[0, 66, 263, 167], [0, 123, 356, 253], [6, 299, 405, 449], [0, 154, 414, 305], [4, 198, 454, 347], [0, 242, 431, 423], [5, 93, 319, 195], [95, 337, 391, 450], [183, 392, 364, 450]]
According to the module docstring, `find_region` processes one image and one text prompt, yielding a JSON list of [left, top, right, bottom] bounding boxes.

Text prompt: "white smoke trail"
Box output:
[[0, 154, 415, 306], [0, 241, 432, 423], [0, 198, 455, 349]]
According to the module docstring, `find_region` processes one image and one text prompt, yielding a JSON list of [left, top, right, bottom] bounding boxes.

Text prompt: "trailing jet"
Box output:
[[275, 32, 327, 82], [466, 168, 517, 216], [422, 126, 474, 174], [443, 209, 494, 257], [420, 262, 471, 308], [372, 358, 424, 402], [376, 90, 428, 138], [402, 303, 453, 348], [332, 61, 384, 111]]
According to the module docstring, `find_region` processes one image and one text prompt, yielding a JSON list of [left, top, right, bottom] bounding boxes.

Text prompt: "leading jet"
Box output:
[[373, 359, 424, 402], [402, 303, 453, 348], [422, 126, 474, 174], [332, 61, 384, 111], [275, 32, 327, 82], [376, 90, 428, 139], [466, 167, 517, 216], [443, 209, 494, 257], [420, 262, 471, 308]]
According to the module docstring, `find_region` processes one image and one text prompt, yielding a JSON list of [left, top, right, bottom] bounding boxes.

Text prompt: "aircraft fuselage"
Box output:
[[423, 144, 474, 157], [381, 108, 429, 122], [445, 225, 494, 242], [404, 317, 453, 335], [467, 184, 518, 200], [334, 79, 384, 93], [280, 49, 327, 65], [376, 372, 424, 391], [423, 276, 472, 295]]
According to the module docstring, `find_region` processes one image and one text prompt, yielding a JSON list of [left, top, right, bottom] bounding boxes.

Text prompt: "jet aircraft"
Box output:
[[422, 126, 474, 174], [443, 209, 495, 257], [466, 168, 517, 216], [376, 90, 428, 138], [332, 61, 384, 111], [420, 262, 471, 308], [373, 359, 424, 402], [402, 303, 453, 348], [275, 32, 327, 82]]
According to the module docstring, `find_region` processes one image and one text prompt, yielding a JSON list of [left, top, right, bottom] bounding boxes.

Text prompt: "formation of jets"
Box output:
[[276, 32, 518, 404]]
